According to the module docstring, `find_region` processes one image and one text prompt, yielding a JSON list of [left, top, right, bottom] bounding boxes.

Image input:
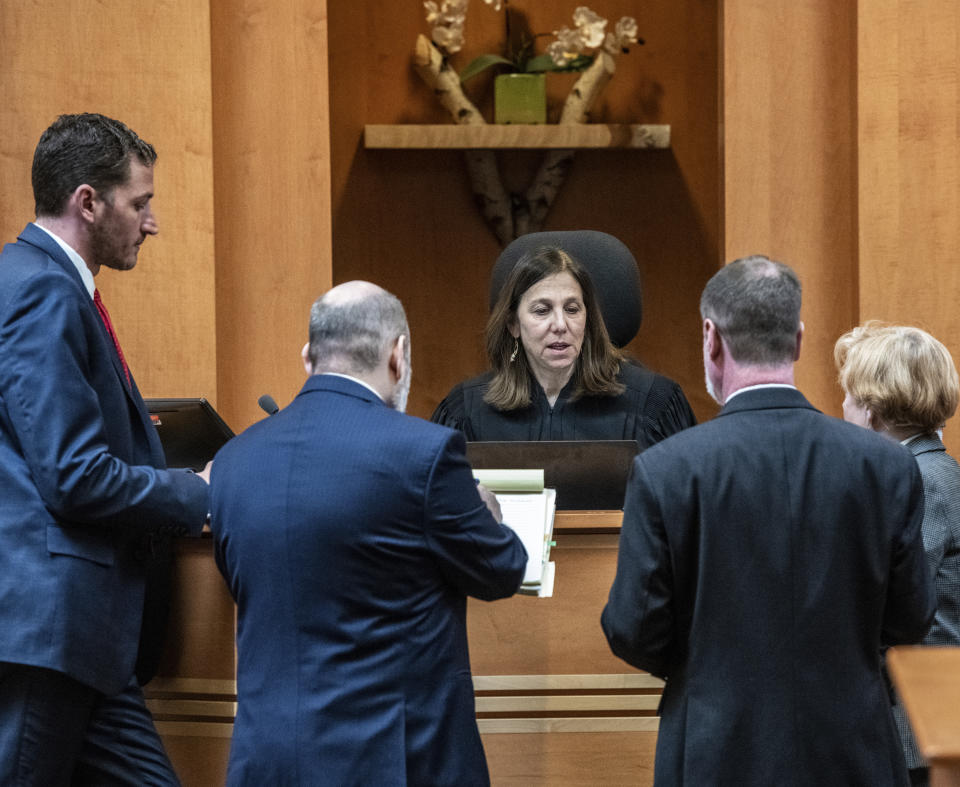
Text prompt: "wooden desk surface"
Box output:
[[887, 647, 960, 764], [552, 509, 622, 530]]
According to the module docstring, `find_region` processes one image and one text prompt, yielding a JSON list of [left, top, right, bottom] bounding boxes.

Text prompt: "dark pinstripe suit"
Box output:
[[602, 387, 935, 786]]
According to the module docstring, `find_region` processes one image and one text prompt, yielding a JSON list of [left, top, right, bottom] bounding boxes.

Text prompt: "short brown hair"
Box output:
[[835, 322, 959, 433], [484, 246, 623, 411], [32, 113, 157, 217]]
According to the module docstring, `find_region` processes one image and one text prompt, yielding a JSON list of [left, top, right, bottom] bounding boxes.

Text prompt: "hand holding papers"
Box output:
[[474, 469, 555, 597]]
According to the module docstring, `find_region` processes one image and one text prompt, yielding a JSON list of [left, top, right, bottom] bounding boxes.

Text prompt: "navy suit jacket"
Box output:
[[602, 387, 935, 786], [0, 223, 209, 695], [211, 374, 527, 786]]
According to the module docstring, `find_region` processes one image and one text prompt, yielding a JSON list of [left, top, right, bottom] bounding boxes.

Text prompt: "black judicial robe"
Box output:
[[431, 362, 696, 448]]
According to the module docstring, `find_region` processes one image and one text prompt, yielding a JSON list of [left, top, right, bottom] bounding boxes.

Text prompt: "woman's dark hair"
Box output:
[[484, 246, 624, 410]]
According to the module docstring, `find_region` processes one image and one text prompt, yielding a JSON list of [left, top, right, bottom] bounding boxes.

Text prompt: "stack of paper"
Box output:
[[473, 469, 556, 598]]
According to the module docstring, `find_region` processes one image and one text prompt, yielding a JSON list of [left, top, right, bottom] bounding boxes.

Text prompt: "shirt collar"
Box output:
[[320, 372, 383, 401], [901, 431, 937, 446], [724, 382, 797, 404], [32, 222, 95, 299]]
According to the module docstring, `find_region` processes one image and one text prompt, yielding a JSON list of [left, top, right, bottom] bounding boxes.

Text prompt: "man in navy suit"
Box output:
[[0, 114, 211, 785], [210, 281, 527, 786], [602, 256, 935, 786]]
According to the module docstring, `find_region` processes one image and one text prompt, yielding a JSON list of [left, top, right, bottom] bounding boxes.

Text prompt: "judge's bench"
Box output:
[[145, 509, 662, 786]]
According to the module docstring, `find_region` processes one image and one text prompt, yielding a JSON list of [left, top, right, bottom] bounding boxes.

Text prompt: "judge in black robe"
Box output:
[[432, 362, 694, 446], [431, 231, 696, 446]]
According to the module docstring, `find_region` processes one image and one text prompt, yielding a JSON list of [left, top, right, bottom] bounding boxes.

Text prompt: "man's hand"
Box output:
[[477, 483, 502, 523]]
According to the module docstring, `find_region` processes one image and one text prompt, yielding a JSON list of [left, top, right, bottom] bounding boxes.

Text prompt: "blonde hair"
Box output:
[[834, 322, 959, 433]]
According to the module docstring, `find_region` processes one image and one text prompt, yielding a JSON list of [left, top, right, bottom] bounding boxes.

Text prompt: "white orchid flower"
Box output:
[[572, 6, 607, 49], [425, 0, 467, 27], [547, 26, 585, 67], [432, 21, 465, 53], [615, 17, 639, 44], [425, 0, 468, 54], [603, 16, 639, 54]]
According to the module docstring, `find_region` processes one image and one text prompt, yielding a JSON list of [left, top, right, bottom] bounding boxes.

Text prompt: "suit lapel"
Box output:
[[21, 224, 139, 396], [19, 225, 156, 450]]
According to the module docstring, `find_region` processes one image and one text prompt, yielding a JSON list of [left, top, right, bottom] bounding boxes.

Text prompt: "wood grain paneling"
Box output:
[[858, 1, 960, 456], [328, 0, 720, 423], [157, 539, 236, 681], [0, 1, 217, 404], [722, 1, 858, 416], [469, 533, 635, 675], [210, 0, 333, 432], [482, 729, 657, 785], [888, 647, 960, 783]]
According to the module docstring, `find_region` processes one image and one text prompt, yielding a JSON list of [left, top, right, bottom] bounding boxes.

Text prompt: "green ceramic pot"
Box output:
[[494, 73, 547, 124]]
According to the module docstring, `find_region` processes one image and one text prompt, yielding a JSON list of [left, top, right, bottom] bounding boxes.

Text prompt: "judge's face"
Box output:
[[510, 271, 586, 384]]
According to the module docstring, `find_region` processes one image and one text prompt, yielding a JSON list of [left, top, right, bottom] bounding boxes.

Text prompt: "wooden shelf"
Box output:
[[364, 123, 670, 150]]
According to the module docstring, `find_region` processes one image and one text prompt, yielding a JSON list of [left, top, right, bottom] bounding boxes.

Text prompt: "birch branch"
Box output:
[[518, 51, 617, 236], [413, 35, 514, 245]]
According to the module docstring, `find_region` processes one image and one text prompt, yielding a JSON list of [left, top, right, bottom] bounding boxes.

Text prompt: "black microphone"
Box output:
[[258, 394, 280, 416]]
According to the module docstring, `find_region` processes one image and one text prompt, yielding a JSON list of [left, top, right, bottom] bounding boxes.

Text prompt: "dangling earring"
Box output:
[[509, 338, 519, 363]]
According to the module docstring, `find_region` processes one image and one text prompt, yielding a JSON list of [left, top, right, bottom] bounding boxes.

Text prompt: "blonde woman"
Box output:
[[835, 322, 960, 787]]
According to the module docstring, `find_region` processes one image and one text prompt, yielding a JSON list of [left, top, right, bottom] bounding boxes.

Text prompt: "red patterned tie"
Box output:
[[93, 289, 131, 387]]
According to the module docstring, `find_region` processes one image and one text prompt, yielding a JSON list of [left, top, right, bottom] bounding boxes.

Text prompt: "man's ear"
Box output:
[[703, 318, 722, 361], [794, 322, 804, 362], [72, 184, 98, 224], [389, 335, 407, 382], [301, 342, 313, 376]]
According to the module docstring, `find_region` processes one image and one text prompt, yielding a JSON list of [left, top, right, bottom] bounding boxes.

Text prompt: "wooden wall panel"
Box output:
[[327, 0, 720, 423], [210, 0, 333, 432], [482, 730, 657, 785], [858, 1, 960, 455], [0, 1, 217, 404], [469, 534, 632, 675], [722, 1, 858, 416]]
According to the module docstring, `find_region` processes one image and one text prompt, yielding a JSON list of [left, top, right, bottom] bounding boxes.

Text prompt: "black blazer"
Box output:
[[602, 387, 935, 786]]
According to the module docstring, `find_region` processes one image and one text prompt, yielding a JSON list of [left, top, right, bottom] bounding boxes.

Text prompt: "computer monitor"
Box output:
[[465, 440, 638, 510], [145, 398, 234, 471]]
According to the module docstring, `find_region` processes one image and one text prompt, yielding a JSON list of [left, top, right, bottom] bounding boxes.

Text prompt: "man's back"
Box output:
[[211, 373, 526, 786], [603, 387, 934, 786]]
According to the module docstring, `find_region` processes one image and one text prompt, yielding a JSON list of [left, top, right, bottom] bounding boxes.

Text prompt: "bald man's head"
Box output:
[[321, 279, 388, 307], [306, 280, 409, 378]]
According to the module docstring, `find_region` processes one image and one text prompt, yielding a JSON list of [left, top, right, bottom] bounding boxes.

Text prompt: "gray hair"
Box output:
[[700, 255, 802, 365], [307, 287, 409, 375]]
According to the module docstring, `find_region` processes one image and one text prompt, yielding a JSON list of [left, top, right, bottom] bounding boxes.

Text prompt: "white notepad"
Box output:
[[473, 469, 556, 598]]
